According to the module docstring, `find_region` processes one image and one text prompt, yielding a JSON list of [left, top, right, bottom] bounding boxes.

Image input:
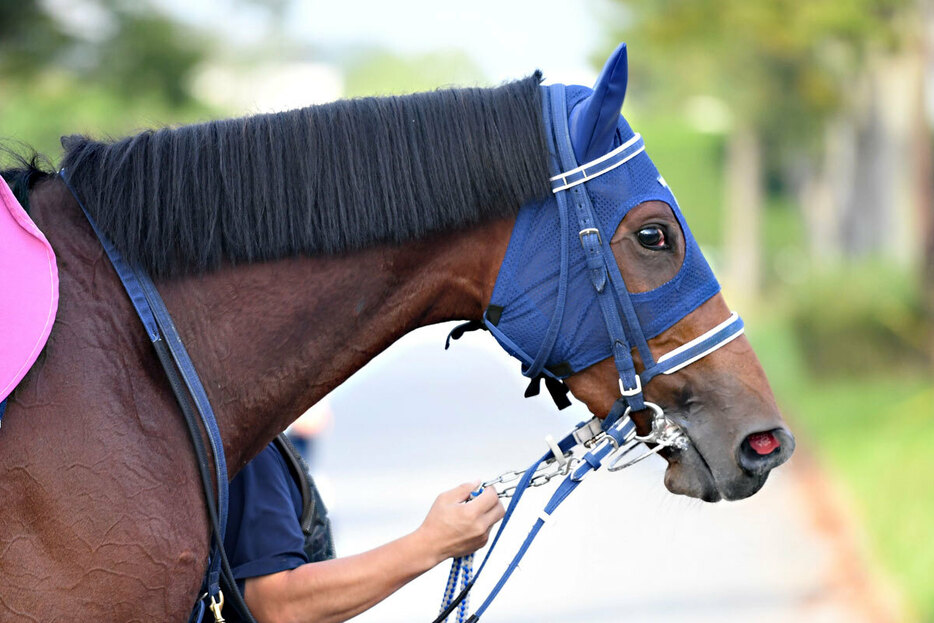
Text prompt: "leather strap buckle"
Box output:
[[578, 227, 602, 246], [619, 374, 642, 397]]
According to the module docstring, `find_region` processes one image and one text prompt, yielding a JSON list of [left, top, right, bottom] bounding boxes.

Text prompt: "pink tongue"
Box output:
[[748, 432, 780, 455]]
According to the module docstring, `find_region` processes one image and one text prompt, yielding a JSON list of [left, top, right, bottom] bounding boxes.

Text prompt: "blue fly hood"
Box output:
[[483, 44, 742, 411]]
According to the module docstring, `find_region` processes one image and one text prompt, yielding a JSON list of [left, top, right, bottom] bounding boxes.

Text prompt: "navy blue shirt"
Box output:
[[224, 443, 309, 585]]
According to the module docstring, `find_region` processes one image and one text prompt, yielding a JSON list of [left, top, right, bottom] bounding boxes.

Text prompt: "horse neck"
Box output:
[[159, 218, 514, 473]]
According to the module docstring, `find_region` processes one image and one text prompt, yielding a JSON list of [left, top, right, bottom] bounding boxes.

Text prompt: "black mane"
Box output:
[[59, 74, 551, 276], [0, 148, 53, 212]]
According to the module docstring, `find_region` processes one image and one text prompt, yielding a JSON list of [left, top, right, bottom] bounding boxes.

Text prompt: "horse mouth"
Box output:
[[659, 437, 770, 503]]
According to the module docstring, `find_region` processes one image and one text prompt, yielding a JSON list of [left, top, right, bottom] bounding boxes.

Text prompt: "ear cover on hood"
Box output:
[[569, 42, 629, 163], [485, 52, 721, 379]]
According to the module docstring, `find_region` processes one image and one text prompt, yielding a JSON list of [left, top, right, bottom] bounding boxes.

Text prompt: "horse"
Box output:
[[0, 45, 794, 620]]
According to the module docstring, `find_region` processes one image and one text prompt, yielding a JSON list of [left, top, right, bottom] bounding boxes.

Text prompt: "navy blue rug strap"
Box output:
[[61, 169, 229, 538], [133, 268, 229, 532], [59, 171, 255, 622], [59, 170, 161, 343], [0, 398, 6, 428], [187, 599, 206, 623]]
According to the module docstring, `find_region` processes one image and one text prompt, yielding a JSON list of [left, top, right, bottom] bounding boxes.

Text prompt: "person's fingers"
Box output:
[[480, 499, 506, 527], [467, 486, 499, 513], [440, 481, 481, 503]]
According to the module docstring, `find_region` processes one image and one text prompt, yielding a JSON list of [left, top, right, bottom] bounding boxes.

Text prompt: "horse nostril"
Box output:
[[738, 429, 792, 476], [748, 432, 780, 455]]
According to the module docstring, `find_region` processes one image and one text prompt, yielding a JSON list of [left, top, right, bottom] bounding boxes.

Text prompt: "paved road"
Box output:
[[311, 324, 869, 623]]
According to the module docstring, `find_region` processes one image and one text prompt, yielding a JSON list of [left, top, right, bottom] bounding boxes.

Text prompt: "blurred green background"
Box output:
[[2, 1, 931, 620]]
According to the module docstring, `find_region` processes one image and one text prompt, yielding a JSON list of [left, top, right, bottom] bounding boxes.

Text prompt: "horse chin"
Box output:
[[661, 443, 770, 503], [661, 445, 722, 502]]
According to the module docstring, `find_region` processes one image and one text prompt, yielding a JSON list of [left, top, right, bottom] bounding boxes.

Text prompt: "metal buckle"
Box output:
[[618, 374, 642, 397], [578, 227, 602, 246]]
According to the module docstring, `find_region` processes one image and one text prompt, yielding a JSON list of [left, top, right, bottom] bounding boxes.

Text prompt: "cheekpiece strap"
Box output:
[[547, 84, 648, 411]]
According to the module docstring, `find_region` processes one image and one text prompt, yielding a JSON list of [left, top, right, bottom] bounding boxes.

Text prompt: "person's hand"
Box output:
[[414, 482, 505, 563]]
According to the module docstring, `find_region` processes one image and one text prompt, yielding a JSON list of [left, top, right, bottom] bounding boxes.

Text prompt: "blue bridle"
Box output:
[[484, 64, 744, 414], [435, 46, 748, 623]]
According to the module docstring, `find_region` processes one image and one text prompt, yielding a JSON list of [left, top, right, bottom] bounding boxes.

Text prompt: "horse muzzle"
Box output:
[[660, 416, 796, 502]]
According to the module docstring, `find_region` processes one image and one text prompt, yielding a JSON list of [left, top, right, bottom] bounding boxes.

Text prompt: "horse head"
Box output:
[[487, 44, 794, 502]]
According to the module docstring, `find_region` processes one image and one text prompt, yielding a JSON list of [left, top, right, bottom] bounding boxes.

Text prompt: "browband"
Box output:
[[550, 133, 645, 193]]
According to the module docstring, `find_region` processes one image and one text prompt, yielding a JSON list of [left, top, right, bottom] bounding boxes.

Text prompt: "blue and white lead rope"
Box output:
[[439, 553, 473, 623], [438, 488, 483, 623]]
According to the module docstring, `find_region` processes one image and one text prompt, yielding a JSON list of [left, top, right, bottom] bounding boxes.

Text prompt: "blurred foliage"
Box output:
[[600, 2, 933, 617], [0, 1, 71, 78], [789, 265, 931, 377], [601, 0, 916, 154], [85, 7, 206, 107], [342, 49, 486, 97], [0, 75, 213, 165], [0, 0, 213, 165]]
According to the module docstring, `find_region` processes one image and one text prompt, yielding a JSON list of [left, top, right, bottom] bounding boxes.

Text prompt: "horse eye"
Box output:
[[636, 226, 668, 249]]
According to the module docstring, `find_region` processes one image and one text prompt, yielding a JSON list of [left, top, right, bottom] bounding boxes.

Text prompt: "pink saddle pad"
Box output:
[[0, 176, 59, 402]]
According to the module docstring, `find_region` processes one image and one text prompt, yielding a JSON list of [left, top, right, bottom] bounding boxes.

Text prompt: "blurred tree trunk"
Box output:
[[724, 125, 762, 301], [800, 45, 927, 272], [798, 117, 854, 268], [837, 52, 922, 263], [922, 0, 934, 368]]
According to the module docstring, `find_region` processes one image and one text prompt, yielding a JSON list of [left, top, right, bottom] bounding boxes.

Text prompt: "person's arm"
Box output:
[[244, 482, 504, 623]]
